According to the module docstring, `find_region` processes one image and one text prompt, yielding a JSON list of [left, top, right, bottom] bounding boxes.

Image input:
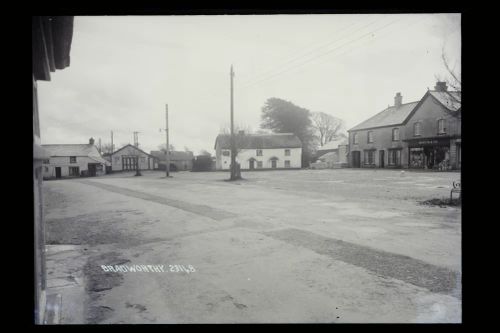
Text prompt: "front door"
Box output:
[[55, 167, 61, 178], [88, 164, 96, 177], [249, 160, 255, 170], [352, 151, 360, 168], [379, 150, 385, 168], [271, 160, 277, 168]]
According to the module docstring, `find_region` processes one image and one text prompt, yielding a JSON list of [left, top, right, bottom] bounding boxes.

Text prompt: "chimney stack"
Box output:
[[434, 81, 448, 92], [89, 137, 95, 145], [394, 92, 402, 108]]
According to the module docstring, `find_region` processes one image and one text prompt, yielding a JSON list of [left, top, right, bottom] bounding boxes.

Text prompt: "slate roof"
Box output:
[[42, 144, 97, 156], [349, 102, 420, 131], [429, 91, 461, 112], [150, 150, 194, 162], [214, 133, 302, 149], [41, 144, 109, 165]]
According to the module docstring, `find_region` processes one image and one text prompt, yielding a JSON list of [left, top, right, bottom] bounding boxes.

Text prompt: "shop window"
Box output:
[[256, 149, 263, 156], [438, 119, 446, 134], [364, 150, 375, 165], [392, 128, 400, 141], [409, 148, 424, 168], [70, 156, 77, 163], [285, 149, 290, 156], [367, 131, 374, 143], [353, 133, 358, 144], [414, 122, 421, 136], [388, 149, 401, 166], [69, 166, 79, 177], [285, 160, 291, 168]]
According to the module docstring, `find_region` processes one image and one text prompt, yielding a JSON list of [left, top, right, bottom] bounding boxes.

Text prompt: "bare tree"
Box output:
[[311, 112, 346, 147], [435, 48, 461, 118], [101, 143, 115, 155], [158, 143, 176, 153]]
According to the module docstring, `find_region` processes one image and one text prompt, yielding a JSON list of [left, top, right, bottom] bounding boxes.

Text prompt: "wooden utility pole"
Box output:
[[133, 131, 141, 176], [110, 130, 114, 171], [230, 65, 236, 180], [165, 104, 170, 178]]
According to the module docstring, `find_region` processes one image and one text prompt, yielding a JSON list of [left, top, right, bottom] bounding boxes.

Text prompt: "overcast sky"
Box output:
[[37, 14, 461, 155]]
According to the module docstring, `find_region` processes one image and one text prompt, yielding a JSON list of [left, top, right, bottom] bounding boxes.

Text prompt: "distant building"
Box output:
[[42, 138, 110, 179], [214, 132, 302, 170], [311, 140, 348, 169], [110, 144, 156, 172], [348, 82, 461, 170], [150, 150, 194, 171]]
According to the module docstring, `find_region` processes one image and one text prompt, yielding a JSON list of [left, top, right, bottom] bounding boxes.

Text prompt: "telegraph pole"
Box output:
[[133, 131, 141, 176], [230, 65, 236, 180], [110, 130, 114, 171], [165, 104, 170, 178]]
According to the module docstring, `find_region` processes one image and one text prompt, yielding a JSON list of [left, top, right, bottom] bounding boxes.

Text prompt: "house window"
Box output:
[[43, 159, 49, 164], [353, 133, 358, 144], [285, 160, 291, 168], [414, 122, 421, 136], [70, 156, 77, 163], [438, 119, 446, 134], [257, 161, 263, 168], [222, 150, 230, 156], [285, 149, 290, 156], [392, 128, 400, 141], [388, 149, 401, 166], [256, 149, 263, 156], [364, 150, 375, 165], [69, 166, 79, 177], [367, 131, 374, 143]]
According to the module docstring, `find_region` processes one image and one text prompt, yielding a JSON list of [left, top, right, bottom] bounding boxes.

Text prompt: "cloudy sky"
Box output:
[[37, 14, 460, 155]]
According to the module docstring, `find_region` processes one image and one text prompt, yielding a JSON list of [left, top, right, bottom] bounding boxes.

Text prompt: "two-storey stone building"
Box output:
[[348, 82, 461, 170]]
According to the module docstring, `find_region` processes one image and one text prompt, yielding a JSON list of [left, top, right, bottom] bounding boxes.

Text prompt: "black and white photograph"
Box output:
[[32, 12, 461, 324]]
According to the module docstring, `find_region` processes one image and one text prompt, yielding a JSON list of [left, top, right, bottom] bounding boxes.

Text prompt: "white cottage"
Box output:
[[42, 138, 110, 180], [110, 144, 156, 172], [214, 133, 302, 170]]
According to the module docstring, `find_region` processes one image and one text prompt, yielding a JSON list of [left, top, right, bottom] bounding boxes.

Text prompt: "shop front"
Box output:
[[405, 137, 455, 170]]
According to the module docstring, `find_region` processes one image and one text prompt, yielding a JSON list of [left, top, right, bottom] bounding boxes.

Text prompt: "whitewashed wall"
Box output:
[[42, 156, 105, 179], [217, 147, 302, 170]]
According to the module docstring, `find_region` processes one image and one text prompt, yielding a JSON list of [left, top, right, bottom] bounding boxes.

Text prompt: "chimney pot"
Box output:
[[89, 137, 95, 145], [394, 92, 402, 108], [434, 81, 448, 92]]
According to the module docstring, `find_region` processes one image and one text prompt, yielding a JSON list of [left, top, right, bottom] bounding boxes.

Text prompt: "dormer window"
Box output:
[[256, 149, 263, 156]]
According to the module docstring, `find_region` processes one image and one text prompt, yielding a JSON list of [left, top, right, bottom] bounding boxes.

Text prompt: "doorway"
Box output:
[[55, 167, 61, 179], [249, 160, 255, 170], [88, 164, 96, 177], [379, 150, 385, 168], [352, 151, 361, 168], [271, 160, 277, 168]]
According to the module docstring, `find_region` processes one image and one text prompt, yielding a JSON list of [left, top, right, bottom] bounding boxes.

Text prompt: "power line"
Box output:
[[241, 16, 404, 89], [238, 15, 381, 85]]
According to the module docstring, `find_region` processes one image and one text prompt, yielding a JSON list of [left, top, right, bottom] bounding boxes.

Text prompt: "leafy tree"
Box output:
[[260, 98, 314, 167]]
